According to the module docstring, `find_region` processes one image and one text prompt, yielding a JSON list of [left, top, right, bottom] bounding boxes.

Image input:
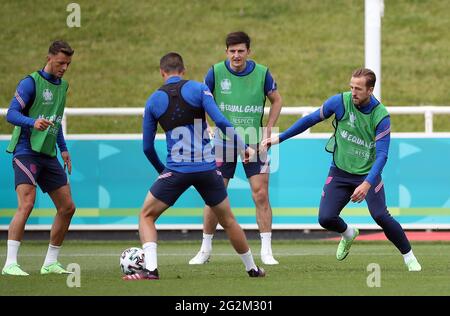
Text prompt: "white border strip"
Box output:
[[2, 223, 450, 231]]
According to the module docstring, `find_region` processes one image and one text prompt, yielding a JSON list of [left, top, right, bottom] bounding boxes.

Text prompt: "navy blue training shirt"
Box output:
[[143, 76, 246, 174]]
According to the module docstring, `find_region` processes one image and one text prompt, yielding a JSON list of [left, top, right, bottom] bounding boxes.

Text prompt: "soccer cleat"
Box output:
[[261, 254, 279, 265], [122, 269, 159, 280], [406, 258, 422, 272], [336, 228, 359, 261], [248, 266, 266, 278], [188, 251, 211, 265], [2, 263, 29, 276], [40, 262, 72, 275]]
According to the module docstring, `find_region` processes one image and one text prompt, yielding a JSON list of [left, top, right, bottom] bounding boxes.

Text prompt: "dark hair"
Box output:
[[48, 40, 74, 56], [225, 31, 251, 49], [352, 68, 376, 88], [160, 52, 185, 73]]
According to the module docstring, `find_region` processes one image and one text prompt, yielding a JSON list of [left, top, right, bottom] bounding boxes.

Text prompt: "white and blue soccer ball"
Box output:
[[120, 247, 145, 275]]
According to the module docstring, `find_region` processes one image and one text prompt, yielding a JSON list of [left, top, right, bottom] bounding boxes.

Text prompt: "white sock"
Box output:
[[402, 250, 416, 264], [4, 240, 21, 268], [200, 233, 213, 252], [260, 232, 272, 255], [43, 244, 61, 266], [239, 250, 257, 271], [341, 226, 355, 240], [143, 242, 157, 271]]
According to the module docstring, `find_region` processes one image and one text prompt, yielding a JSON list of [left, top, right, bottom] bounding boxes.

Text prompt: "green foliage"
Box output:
[[1, 0, 449, 134]]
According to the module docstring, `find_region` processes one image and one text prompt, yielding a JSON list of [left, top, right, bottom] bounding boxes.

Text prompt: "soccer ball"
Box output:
[[120, 247, 145, 275]]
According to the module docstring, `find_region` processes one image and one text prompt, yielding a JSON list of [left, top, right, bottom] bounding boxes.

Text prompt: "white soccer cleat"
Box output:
[[189, 251, 211, 265], [406, 258, 422, 272], [261, 253, 279, 265]]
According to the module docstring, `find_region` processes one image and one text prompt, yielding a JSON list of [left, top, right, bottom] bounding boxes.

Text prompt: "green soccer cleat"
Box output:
[[406, 258, 422, 272], [2, 263, 29, 276], [40, 262, 72, 275], [336, 228, 359, 261]]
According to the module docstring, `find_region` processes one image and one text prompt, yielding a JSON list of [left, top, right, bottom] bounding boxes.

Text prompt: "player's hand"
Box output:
[[259, 136, 279, 153], [207, 126, 215, 139], [242, 146, 255, 164], [351, 181, 371, 203], [34, 118, 54, 131], [61, 151, 72, 175]]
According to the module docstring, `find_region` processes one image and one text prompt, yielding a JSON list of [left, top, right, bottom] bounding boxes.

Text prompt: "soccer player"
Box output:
[[190, 31, 283, 266], [122, 52, 265, 280], [2, 40, 76, 276], [260, 68, 422, 272]]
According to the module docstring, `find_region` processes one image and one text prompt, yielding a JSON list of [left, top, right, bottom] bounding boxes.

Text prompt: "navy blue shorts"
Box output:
[[13, 155, 68, 193], [319, 167, 388, 230], [150, 168, 227, 207], [215, 144, 270, 179]]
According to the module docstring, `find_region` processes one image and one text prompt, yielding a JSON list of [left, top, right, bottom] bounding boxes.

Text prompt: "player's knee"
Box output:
[[68, 202, 76, 215], [372, 212, 390, 226], [251, 189, 268, 206], [18, 202, 34, 215], [219, 218, 234, 230], [318, 215, 336, 229], [140, 207, 157, 220], [216, 213, 235, 230], [59, 202, 76, 217]]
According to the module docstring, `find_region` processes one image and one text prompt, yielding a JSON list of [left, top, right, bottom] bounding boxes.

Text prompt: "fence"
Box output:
[[1, 106, 450, 136]]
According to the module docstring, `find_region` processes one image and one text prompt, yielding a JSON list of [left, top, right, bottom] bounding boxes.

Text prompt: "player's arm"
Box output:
[[203, 67, 216, 138], [56, 125, 72, 174], [265, 90, 282, 139], [6, 77, 37, 128], [57, 85, 71, 173], [6, 77, 53, 130], [366, 116, 390, 185], [143, 96, 165, 174], [57, 125, 68, 153], [260, 94, 341, 151], [351, 116, 390, 203], [204, 115, 215, 139], [264, 71, 282, 139], [204, 67, 215, 93]]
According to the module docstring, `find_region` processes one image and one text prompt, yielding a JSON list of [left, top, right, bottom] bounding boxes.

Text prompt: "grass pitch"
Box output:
[[1, 239, 449, 296]]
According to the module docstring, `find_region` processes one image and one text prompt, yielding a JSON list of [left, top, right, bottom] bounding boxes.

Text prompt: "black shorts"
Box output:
[[13, 155, 68, 193], [150, 168, 227, 207], [215, 144, 270, 179]]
